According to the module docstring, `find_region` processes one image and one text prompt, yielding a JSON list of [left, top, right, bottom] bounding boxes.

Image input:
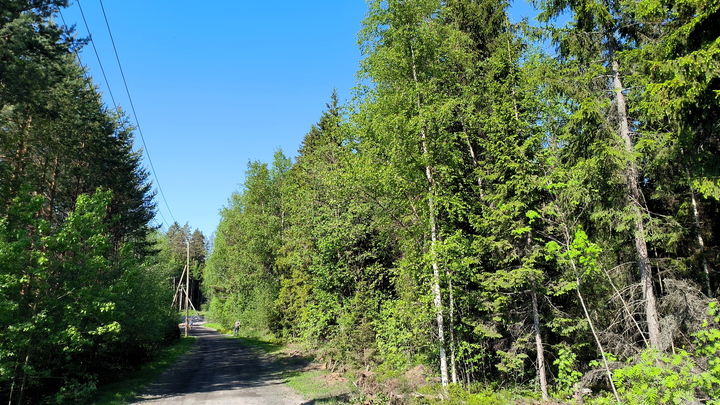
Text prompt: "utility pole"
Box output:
[[185, 240, 190, 337]]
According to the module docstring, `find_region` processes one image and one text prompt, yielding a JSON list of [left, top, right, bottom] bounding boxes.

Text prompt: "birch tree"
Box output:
[[358, 0, 459, 385]]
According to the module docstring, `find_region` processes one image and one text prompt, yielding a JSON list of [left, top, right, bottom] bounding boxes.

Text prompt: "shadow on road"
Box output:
[[132, 324, 296, 403]]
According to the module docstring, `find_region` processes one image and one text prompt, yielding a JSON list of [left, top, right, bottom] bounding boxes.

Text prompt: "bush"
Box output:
[[605, 303, 720, 404]]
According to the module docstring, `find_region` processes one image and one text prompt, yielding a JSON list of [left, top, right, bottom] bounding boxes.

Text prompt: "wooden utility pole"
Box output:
[[185, 240, 190, 337]]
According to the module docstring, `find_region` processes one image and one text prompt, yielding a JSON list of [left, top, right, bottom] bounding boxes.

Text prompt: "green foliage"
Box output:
[[688, 302, 720, 403], [204, 151, 290, 334], [430, 384, 513, 405], [613, 349, 697, 404], [0, 3, 175, 401], [374, 298, 433, 372], [553, 346, 582, 396], [605, 303, 720, 404], [544, 228, 602, 277], [495, 347, 529, 381], [0, 189, 175, 402], [203, 0, 720, 401], [88, 337, 195, 405]]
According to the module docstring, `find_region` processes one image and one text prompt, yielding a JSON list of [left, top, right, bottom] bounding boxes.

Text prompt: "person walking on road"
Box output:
[[233, 320, 241, 336]]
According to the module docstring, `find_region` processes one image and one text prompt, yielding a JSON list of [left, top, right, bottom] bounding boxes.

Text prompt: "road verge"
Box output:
[[87, 336, 196, 404]]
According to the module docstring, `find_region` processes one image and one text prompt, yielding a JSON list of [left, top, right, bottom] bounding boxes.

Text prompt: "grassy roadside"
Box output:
[[192, 324, 535, 404], [201, 322, 228, 334], [284, 369, 358, 404], [88, 336, 196, 405], [201, 324, 528, 404], [202, 323, 358, 404]]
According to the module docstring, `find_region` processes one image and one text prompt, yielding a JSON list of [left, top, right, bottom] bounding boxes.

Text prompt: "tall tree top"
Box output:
[[298, 90, 342, 158]]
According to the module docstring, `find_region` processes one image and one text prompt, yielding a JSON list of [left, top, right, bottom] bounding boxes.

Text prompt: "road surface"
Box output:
[[133, 323, 305, 404]]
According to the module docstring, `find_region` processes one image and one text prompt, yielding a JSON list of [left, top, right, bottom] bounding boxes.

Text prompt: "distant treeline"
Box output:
[[204, 0, 720, 402]]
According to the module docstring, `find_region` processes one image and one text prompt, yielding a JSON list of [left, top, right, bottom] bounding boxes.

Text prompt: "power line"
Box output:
[[74, 0, 177, 226], [62, 5, 119, 111], [59, 8, 171, 231]]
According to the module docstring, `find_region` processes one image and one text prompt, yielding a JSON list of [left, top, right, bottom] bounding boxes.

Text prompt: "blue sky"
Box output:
[[60, 0, 541, 238]]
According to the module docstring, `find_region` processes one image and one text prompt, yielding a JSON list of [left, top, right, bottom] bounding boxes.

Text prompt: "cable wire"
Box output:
[[59, 8, 171, 232], [78, 0, 177, 225], [65, 4, 119, 111]]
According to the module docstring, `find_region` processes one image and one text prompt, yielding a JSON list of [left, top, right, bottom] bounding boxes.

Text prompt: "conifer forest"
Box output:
[[3, 0, 720, 403]]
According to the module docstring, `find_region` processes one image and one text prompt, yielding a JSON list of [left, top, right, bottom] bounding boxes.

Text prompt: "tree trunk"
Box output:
[[527, 231, 548, 400], [565, 228, 620, 402], [8, 359, 19, 405], [448, 274, 458, 384], [44, 153, 60, 221], [531, 289, 548, 400], [425, 135, 449, 387], [412, 43, 449, 387], [17, 348, 31, 405], [5, 117, 32, 206], [687, 171, 712, 297], [17, 296, 39, 405], [461, 122, 483, 191], [611, 59, 661, 349]]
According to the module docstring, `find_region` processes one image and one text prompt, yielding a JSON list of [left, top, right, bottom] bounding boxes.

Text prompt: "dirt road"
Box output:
[[133, 323, 305, 404]]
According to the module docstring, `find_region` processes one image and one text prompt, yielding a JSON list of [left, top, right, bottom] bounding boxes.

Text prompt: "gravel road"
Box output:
[[132, 323, 306, 405]]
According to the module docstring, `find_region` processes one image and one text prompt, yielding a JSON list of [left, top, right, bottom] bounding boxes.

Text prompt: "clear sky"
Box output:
[[59, 0, 539, 239]]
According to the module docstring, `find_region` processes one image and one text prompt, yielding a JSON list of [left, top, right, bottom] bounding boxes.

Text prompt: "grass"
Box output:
[[203, 322, 280, 348], [202, 322, 229, 334], [236, 336, 284, 353], [284, 369, 358, 404], [203, 322, 357, 403], [200, 321, 359, 403], [87, 337, 196, 405], [238, 337, 356, 403]]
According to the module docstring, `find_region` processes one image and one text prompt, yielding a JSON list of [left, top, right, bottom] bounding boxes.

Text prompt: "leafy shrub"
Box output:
[[428, 383, 513, 405], [553, 345, 582, 397], [613, 349, 697, 404], [606, 303, 720, 404]]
